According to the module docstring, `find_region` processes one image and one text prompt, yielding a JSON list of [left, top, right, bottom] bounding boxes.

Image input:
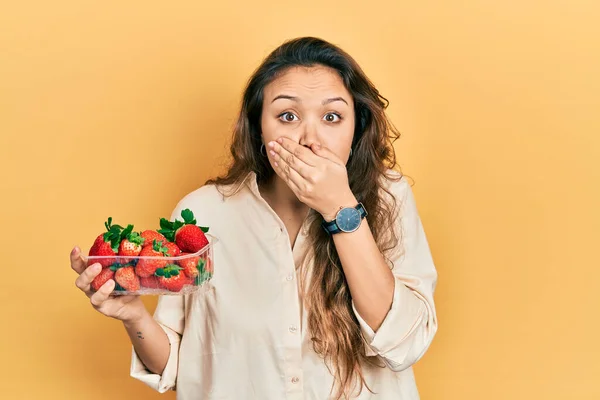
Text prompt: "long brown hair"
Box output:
[[206, 37, 402, 399]]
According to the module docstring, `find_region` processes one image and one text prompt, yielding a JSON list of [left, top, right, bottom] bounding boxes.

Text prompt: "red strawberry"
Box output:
[[175, 225, 208, 253], [156, 264, 190, 292], [140, 275, 161, 289], [165, 242, 181, 257], [91, 267, 115, 291], [135, 240, 169, 278], [141, 230, 167, 247], [115, 266, 140, 291], [178, 253, 201, 278], [158, 209, 210, 253], [87, 217, 123, 268], [118, 227, 144, 263]]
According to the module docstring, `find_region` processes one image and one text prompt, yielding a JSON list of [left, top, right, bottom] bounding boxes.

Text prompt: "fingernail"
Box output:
[[315, 144, 321, 150], [274, 162, 278, 167], [71, 247, 78, 256], [268, 141, 275, 148], [269, 150, 276, 156], [277, 138, 283, 143]]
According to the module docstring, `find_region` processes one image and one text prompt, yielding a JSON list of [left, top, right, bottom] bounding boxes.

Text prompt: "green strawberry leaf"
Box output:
[[159, 217, 173, 230], [181, 209, 196, 225], [152, 239, 169, 255], [110, 224, 124, 232], [173, 220, 184, 231], [155, 268, 165, 276], [200, 226, 209, 233], [120, 224, 133, 240], [157, 228, 171, 241], [197, 258, 206, 274], [114, 282, 125, 291], [129, 231, 144, 245]]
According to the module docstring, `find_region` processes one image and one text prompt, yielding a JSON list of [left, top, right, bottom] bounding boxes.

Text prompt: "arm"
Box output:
[[123, 310, 171, 375], [129, 289, 185, 392], [129, 202, 189, 392], [336, 178, 438, 371], [324, 194, 396, 332]]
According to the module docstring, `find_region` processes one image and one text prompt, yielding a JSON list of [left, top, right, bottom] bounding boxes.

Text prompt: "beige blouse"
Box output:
[[130, 170, 438, 399]]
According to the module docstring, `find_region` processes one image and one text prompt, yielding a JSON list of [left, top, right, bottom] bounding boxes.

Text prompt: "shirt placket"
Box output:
[[277, 222, 306, 399]]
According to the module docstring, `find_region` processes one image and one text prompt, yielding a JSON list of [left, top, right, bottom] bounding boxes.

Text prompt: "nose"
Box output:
[[299, 119, 320, 149]]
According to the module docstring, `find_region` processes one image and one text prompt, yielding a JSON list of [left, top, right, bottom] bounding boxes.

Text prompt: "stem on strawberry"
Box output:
[[103, 217, 125, 253]]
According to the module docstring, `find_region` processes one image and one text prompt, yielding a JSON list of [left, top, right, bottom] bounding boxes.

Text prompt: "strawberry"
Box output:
[[87, 217, 123, 268], [178, 253, 202, 278], [91, 267, 115, 291], [115, 266, 140, 291], [158, 209, 209, 253], [118, 225, 144, 263], [140, 275, 161, 289], [175, 225, 208, 253], [141, 230, 167, 247], [156, 264, 191, 292], [135, 240, 169, 278], [165, 242, 181, 257]]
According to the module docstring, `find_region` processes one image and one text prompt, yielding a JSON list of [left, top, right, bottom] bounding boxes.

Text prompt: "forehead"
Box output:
[[264, 66, 351, 100]]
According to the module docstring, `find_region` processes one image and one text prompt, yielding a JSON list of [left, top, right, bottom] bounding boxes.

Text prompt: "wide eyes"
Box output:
[[278, 112, 342, 123]]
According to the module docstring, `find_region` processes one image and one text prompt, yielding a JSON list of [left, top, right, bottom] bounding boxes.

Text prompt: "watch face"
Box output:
[[336, 207, 362, 232]]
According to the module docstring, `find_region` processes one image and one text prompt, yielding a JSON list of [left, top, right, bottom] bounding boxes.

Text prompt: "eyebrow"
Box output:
[[322, 97, 349, 106], [271, 95, 300, 103], [271, 95, 349, 106]]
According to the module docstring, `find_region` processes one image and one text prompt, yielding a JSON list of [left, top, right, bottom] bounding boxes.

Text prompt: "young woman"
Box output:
[[71, 37, 438, 399]]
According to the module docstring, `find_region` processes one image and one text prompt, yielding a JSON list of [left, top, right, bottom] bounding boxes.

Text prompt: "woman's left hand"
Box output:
[[268, 137, 358, 221]]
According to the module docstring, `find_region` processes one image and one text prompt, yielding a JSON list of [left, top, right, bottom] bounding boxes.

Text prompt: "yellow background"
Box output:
[[1, 1, 598, 399]]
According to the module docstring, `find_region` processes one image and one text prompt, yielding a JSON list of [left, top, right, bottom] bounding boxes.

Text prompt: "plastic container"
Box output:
[[84, 234, 218, 296]]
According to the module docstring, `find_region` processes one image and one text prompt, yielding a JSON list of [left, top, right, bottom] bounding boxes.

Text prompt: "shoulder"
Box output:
[[168, 184, 227, 222], [380, 169, 413, 205]]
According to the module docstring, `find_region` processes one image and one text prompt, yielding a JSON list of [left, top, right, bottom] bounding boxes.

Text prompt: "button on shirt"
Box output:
[[130, 170, 438, 399]]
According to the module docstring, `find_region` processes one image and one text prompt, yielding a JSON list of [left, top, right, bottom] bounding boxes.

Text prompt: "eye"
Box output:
[[278, 112, 299, 122], [323, 113, 342, 123]]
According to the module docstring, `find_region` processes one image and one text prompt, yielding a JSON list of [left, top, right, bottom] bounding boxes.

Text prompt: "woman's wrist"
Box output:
[[320, 193, 358, 222], [122, 306, 151, 328]]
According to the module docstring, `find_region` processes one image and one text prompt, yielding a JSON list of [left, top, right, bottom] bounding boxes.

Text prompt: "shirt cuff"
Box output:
[[352, 276, 427, 366], [129, 322, 181, 393]]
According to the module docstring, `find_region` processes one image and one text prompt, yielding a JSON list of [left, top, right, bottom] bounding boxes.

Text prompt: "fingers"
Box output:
[[273, 158, 304, 193], [310, 143, 344, 165], [90, 279, 116, 307], [271, 137, 320, 167], [75, 262, 102, 295], [269, 141, 313, 180], [70, 246, 87, 274]]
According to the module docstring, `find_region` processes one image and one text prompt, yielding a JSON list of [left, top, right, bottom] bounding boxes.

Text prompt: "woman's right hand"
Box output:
[[71, 246, 147, 323]]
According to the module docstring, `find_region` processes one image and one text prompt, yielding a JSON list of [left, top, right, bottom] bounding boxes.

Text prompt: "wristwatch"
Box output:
[[321, 203, 368, 235]]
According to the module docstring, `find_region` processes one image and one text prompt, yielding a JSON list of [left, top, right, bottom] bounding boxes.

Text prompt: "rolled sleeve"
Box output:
[[129, 293, 185, 392], [354, 175, 438, 371]]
